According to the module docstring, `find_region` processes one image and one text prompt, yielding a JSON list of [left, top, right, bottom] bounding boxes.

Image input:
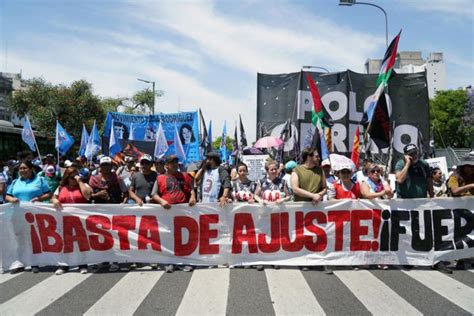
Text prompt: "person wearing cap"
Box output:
[[328, 163, 361, 200], [195, 151, 231, 207], [151, 155, 196, 208], [282, 160, 297, 197], [51, 164, 92, 275], [395, 144, 434, 199], [447, 157, 474, 197], [116, 156, 136, 189], [321, 159, 336, 187], [89, 156, 128, 204], [37, 164, 62, 199], [231, 162, 257, 203], [129, 154, 157, 206]]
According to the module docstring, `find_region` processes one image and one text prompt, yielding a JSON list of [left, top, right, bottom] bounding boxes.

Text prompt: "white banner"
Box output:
[[1, 198, 473, 272]]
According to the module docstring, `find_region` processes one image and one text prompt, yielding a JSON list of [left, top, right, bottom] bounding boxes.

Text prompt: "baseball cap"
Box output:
[[165, 155, 179, 163], [64, 160, 73, 167], [403, 144, 418, 154], [45, 165, 56, 177], [79, 168, 90, 179], [284, 160, 297, 172], [140, 154, 153, 163], [100, 156, 113, 165]]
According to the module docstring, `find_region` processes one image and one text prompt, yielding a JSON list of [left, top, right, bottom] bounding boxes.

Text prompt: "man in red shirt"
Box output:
[[151, 155, 197, 273], [151, 155, 197, 208]]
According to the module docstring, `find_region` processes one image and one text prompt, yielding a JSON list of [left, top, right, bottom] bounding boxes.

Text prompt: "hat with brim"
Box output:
[[403, 143, 418, 154], [165, 155, 179, 164], [206, 151, 221, 163]]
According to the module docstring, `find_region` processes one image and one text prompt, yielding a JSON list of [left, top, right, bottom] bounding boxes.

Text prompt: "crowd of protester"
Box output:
[[1, 143, 472, 275]]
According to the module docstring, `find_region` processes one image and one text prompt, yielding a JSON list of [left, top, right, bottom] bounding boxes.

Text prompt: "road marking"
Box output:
[[266, 269, 326, 315], [403, 270, 474, 313], [0, 272, 23, 284], [0, 273, 91, 315], [84, 271, 163, 316], [176, 268, 230, 316], [335, 270, 422, 316]]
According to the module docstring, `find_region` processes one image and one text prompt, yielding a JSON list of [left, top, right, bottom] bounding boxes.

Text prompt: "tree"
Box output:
[[9, 78, 106, 139], [430, 89, 473, 148], [212, 136, 235, 152], [130, 88, 164, 114]]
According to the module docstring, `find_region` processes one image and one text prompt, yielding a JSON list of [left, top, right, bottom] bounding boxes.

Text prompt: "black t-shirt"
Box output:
[[131, 171, 157, 201]]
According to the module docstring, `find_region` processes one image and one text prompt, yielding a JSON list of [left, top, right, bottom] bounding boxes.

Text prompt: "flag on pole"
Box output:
[[21, 116, 37, 152], [351, 127, 360, 169], [55, 121, 75, 156], [233, 123, 239, 152], [311, 125, 330, 161], [306, 73, 333, 129], [109, 120, 122, 157], [376, 30, 402, 87], [208, 120, 213, 145], [85, 120, 101, 161], [78, 124, 89, 157], [239, 114, 248, 147], [325, 127, 332, 152], [220, 121, 227, 163], [154, 122, 169, 159], [173, 124, 186, 162], [361, 86, 391, 149], [199, 109, 211, 154]]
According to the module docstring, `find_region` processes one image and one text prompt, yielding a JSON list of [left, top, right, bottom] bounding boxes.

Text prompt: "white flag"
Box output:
[[154, 122, 169, 159], [174, 124, 186, 162]]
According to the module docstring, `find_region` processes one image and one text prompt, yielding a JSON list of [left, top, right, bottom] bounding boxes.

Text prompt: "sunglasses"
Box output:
[[369, 169, 381, 174]]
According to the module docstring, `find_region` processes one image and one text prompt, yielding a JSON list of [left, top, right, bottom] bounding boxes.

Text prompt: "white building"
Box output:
[[0, 72, 28, 126], [365, 51, 447, 99]]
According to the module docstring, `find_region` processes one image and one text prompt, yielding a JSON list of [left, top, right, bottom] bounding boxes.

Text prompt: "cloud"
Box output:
[[398, 0, 473, 19], [125, 1, 384, 74]]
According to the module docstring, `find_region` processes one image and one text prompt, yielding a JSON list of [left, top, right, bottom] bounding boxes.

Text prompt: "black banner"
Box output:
[[257, 70, 430, 165]]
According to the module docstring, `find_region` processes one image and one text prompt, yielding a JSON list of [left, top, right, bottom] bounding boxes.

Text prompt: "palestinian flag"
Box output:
[[306, 73, 333, 129], [376, 30, 402, 87]]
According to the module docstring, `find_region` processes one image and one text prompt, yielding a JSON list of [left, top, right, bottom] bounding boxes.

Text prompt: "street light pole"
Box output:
[[301, 65, 330, 73], [339, 0, 388, 48], [137, 78, 156, 114]]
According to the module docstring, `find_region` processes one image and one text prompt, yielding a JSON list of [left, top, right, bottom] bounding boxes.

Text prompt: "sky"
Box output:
[[1, 0, 473, 141]]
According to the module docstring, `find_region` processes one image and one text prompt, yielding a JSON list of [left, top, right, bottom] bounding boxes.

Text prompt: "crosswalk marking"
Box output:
[[84, 270, 164, 316], [266, 269, 326, 315], [0, 273, 91, 315], [403, 270, 474, 313], [335, 270, 422, 316], [0, 272, 23, 284], [176, 268, 230, 316], [469, 269, 474, 273]]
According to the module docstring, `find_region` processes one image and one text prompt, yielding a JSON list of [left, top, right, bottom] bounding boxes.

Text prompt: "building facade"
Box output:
[[365, 51, 446, 99]]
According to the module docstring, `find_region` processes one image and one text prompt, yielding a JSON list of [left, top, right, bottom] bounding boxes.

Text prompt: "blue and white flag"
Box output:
[[84, 120, 101, 160], [21, 116, 37, 152], [55, 121, 75, 156], [174, 124, 186, 162], [109, 120, 122, 157], [78, 124, 89, 157], [154, 122, 168, 159], [220, 121, 227, 162]]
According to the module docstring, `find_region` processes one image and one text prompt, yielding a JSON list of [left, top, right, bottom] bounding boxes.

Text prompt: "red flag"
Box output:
[[351, 128, 360, 169]]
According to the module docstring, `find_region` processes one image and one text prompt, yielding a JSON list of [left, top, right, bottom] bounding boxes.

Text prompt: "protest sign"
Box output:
[[1, 198, 472, 272], [426, 157, 449, 178], [241, 155, 269, 182]]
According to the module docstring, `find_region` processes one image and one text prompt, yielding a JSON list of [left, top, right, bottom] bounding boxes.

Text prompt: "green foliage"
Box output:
[[131, 88, 164, 114], [430, 89, 472, 148], [212, 136, 235, 151], [10, 78, 105, 139]]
